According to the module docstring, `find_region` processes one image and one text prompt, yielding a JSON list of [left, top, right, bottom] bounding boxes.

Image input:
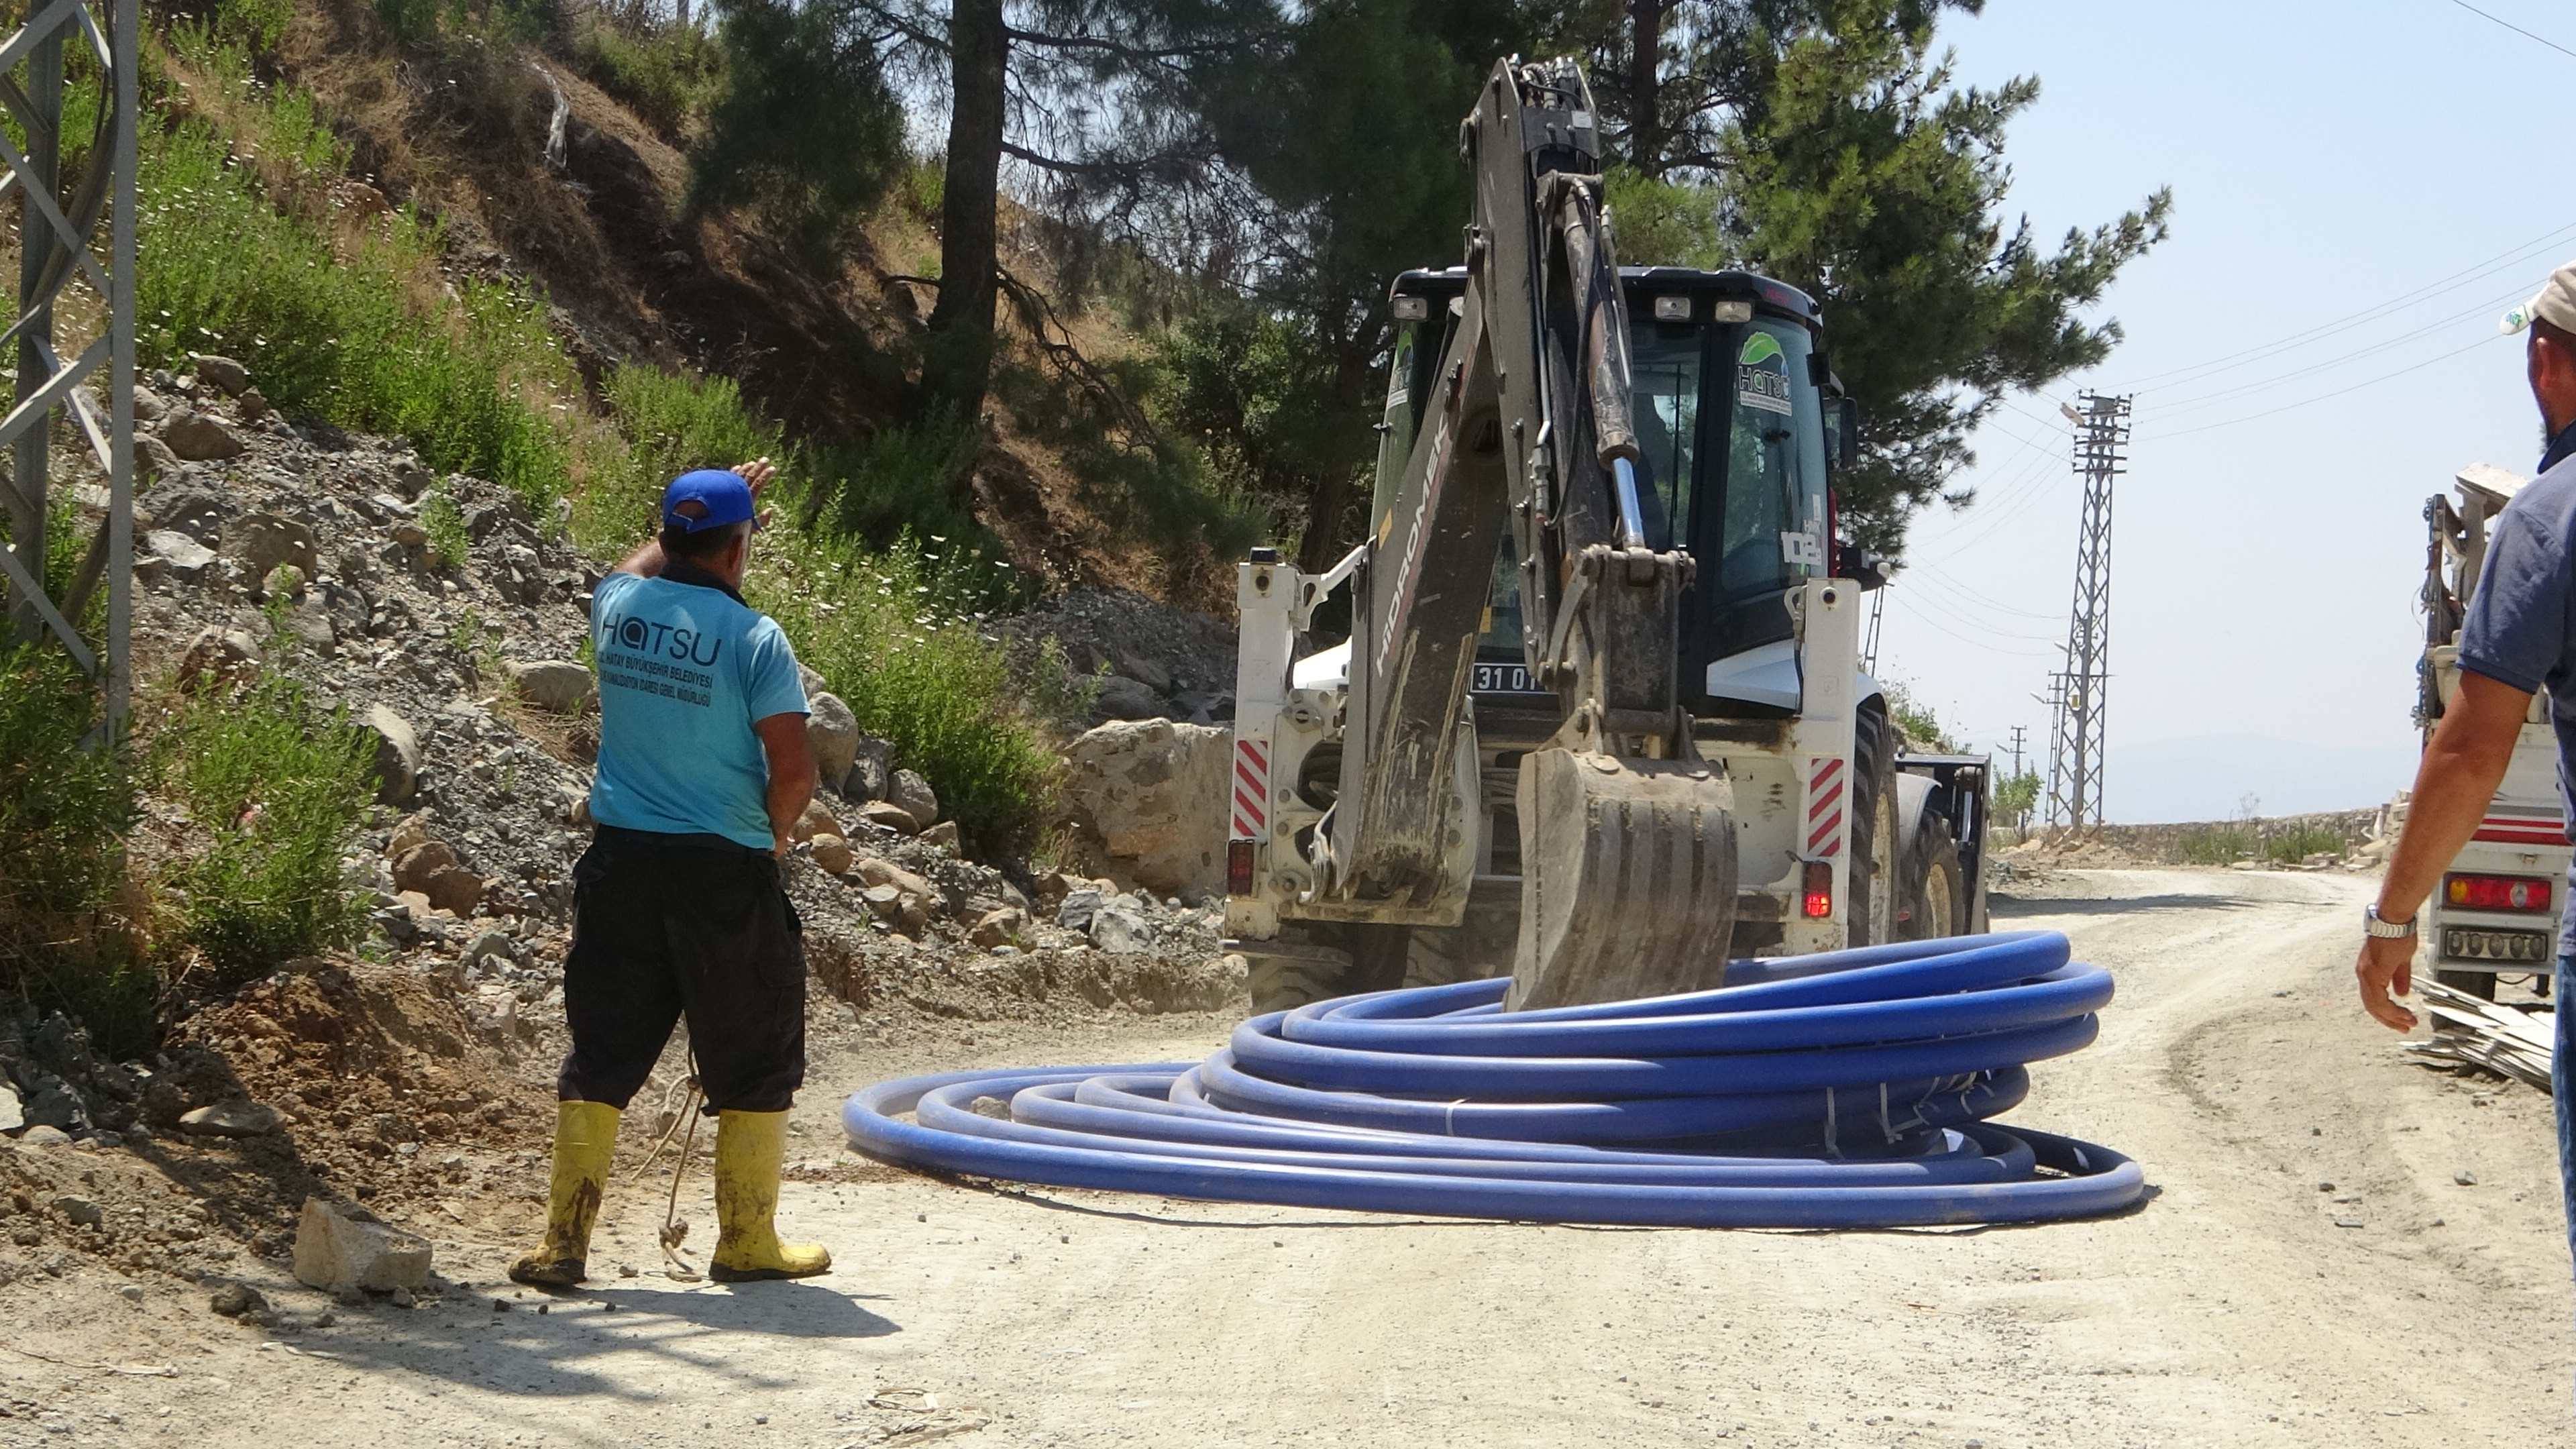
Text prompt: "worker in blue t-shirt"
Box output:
[[2361, 260, 2576, 1348], [511, 460, 830, 1287]]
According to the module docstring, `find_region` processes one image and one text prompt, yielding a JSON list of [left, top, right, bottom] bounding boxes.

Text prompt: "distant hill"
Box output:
[[2104, 733, 2420, 825]]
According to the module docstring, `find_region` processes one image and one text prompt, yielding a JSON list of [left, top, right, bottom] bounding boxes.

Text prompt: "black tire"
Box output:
[[1848, 704, 1900, 947], [1900, 823, 1966, 941], [2434, 968, 2498, 1002]]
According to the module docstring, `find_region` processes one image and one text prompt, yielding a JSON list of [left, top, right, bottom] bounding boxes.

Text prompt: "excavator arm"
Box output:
[[1326, 58, 1738, 1009]]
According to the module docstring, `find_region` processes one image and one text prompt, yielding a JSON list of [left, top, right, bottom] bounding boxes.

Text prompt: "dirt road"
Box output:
[[10, 867, 2572, 1448]]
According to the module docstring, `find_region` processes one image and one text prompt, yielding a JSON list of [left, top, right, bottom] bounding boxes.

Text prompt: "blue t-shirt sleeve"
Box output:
[[741, 619, 810, 721], [2457, 496, 2572, 696]]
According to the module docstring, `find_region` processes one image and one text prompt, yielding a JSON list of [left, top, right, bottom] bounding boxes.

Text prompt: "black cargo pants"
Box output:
[[558, 824, 806, 1114]]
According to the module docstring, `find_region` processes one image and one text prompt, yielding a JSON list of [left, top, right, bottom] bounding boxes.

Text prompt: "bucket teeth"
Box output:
[[1507, 749, 1737, 1011]]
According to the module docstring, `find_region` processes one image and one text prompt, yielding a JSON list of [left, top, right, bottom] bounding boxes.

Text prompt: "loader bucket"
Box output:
[[1507, 749, 1737, 1011]]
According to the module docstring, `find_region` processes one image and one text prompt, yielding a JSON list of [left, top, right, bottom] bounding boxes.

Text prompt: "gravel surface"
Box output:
[[1, 868, 2566, 1446]]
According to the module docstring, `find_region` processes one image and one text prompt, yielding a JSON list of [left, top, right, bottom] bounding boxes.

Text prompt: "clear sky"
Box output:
[[1874, 0, 2573, 823]]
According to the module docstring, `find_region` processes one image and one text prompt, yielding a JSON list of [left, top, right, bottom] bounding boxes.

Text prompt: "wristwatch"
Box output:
[[2363, 904, 2418, 939]]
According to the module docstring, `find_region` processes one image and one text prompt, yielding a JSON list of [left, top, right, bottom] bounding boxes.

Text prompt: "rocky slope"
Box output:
[[0, 354, 1245, 1297]]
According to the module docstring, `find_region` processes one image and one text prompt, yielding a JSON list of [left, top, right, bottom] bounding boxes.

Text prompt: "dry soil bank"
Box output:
[[3, 867, 2569, 1448]]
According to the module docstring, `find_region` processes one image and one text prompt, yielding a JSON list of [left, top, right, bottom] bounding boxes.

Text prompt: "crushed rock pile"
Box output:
[[1006, 586, 1238, 726]]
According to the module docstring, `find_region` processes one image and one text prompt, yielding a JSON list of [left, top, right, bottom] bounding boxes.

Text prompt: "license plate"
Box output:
[[1472, 662, 1536, 694], [2442, 926, 2553, 963]]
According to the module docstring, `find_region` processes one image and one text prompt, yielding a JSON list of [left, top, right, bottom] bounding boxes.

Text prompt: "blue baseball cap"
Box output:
[[661, 469, 757, 533]]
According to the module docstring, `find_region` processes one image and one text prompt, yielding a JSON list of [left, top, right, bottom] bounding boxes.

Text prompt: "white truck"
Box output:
[[1219, 58, 1988, 1011], [2418, 462, 2570, 998]]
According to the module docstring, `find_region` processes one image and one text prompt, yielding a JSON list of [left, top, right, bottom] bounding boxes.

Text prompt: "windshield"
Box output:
[[1711, 319, 1829, 598], [1474, 307, 1827, 671]]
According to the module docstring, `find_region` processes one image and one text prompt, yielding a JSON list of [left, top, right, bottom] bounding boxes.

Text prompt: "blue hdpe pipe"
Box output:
[[840, 931, 2145, 1229]]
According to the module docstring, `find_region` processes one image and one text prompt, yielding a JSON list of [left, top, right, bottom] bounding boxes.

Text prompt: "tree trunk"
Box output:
[[922, 0, 1008, 422], [1627, 0, 1663, 176]]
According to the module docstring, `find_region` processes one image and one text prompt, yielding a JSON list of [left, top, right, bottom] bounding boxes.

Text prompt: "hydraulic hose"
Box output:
[[841, 930, 2145, 1229]]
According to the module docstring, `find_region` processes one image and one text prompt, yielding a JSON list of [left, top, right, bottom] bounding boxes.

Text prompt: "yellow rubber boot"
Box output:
[[708, 1109, 832, 1283], [508, 1099, 621, 1288]]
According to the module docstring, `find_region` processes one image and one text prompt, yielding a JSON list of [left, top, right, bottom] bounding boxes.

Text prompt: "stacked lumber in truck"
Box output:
[[2404, 980, 2556, 1092]]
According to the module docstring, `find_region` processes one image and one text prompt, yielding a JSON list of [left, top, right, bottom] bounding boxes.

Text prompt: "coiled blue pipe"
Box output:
[[841, 930, 2145, 1228]]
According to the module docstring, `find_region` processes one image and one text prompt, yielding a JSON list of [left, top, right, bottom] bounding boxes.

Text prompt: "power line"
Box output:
[[2445, 0, 2576, 62], [2144, 282, 2532, 419], [2155, 331, 2504, 439], [2105, 216, 2576, 390]]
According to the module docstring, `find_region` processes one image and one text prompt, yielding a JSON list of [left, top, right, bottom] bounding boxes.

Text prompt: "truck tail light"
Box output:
[[1803, 861, 1833, 919], [2444, 872, 2551, 914], [1228, 840, 1256, 896]]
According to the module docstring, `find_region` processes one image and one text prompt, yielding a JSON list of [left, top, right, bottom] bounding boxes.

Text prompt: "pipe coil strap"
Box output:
[[841, 930, 2145, 1228]]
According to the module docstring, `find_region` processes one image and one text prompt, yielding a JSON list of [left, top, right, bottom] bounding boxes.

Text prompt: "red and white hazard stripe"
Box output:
[[1232, 735, 1270, 841], [1805, 755, 1846, 857], [2473, 808, 2570, 847]]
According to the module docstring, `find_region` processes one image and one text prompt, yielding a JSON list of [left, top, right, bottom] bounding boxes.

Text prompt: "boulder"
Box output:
[[1092, 674, 1166, 722], [136, 433, 182, 480], [847, 736, 895, 804], [1055, 886, 1105, 930], [1089, 897, 1156, 955], [392, 841, 486, 917], [283, 598, 336, 655], [1055, 719, 1230, 896], [260, 562, 306, 600], [855, 857, 937, 900], [143, 529, 217, 581], [969, 906, 1028, 949], [0, 1084, 18, 1134], [508, 659, 594, 714], [188, 353, 250, 396], [919, 820, 960, 851], [858, 800, 920, 836], [385, 812, 432, 860], [806, 692, 859, 794], [292, 1197, 433, 1295], [890, 769, 939, 828], [208, 1281, 268, 1318], [365, 706, 419, 804], [792, 799, 841, 844], [160, 409, 246, 461], [223, 512, 318, 583], [149, 488, 227, 543], [809, 834, 854, 875], [178, 1100, 284, 1137], [1114, 653, 1174, 694]]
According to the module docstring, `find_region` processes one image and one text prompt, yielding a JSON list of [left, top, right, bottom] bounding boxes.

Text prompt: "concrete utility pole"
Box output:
[[2044, 392, 2131, 835], [0, 0, 139, 733]]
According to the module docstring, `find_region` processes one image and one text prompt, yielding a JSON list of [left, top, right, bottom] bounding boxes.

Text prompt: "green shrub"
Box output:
[[685, 0, 905, 264], [159, 673, 375, 990], [0, 647, 150, 1055], [578, 364, 785, 553], [753, 530, 1056, 854], [2178, 826, 2251, 866], [143, 38, 578, 514], [421, 479, 469, 570], [0, 645, 134, 964], [2265, 822, 2347, 865], [573, 21, 723, 140], [797, 414, 991, 555]]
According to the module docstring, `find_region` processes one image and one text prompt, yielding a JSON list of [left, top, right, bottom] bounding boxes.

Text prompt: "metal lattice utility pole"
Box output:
[[0, 0, 139, 733], [2043, 392, 2131, 834]]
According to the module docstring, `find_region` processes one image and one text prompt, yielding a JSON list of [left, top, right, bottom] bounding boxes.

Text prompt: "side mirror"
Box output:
[[1837, 396, 1860, 471]]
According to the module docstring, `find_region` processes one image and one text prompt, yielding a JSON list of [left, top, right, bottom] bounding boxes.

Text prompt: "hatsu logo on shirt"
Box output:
[[600, 607, 725, 667]]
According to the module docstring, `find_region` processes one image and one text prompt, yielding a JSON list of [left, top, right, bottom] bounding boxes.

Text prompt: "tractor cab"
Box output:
[[1374, 266, 1850, 742]]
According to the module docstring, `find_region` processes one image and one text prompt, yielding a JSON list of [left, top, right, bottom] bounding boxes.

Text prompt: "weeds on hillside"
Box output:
[[578, 365, 784, 554], [753, 531, 1057, 855], [798, 413, 989, 555], [573, 19, 722, 140], [421, 480, 469, 570], [156, 673, 376, 991], [0, 647, 160, 1057], [144, 31, 578, 513]]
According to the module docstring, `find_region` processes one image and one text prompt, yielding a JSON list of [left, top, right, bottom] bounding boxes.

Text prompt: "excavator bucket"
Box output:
[[1507, 749, 1737, 1011]]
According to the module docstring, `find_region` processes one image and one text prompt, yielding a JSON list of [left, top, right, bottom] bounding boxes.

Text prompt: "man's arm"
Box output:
[[754, 711, 817, 858], [2356, 670, 2532, 1030]]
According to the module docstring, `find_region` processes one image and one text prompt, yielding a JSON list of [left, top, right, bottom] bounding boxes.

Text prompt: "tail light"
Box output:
[[1228, 840, 1256, 896], [2445, 872, 2551, 914], [1803, 861, 1833, 919]]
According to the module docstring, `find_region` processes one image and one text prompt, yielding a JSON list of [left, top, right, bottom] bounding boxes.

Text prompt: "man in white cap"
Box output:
[[2357, 262, 2576, 1269]]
